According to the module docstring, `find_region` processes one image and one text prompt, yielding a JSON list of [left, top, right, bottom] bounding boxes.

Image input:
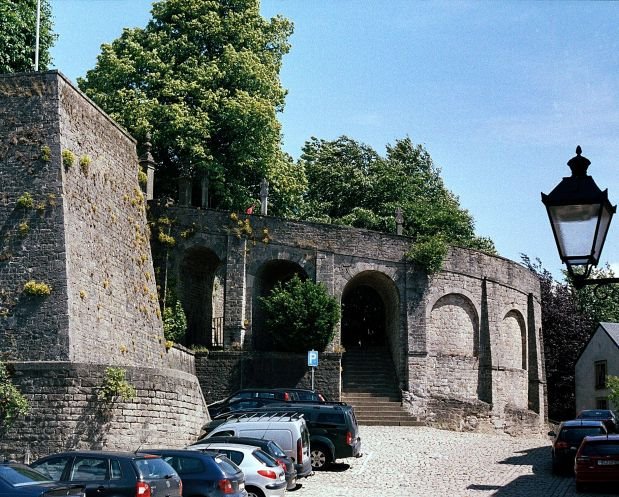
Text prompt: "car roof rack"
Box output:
[[216, 411, 305, 423]]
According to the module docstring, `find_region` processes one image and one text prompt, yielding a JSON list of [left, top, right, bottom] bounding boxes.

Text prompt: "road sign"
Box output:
[[307, 350, 318, 367]]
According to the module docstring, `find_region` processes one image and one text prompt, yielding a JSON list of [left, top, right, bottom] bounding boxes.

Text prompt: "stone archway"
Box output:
[[179, 246, 222, 347], [252, 260, 308, 350], [341, 271, 399, 350]]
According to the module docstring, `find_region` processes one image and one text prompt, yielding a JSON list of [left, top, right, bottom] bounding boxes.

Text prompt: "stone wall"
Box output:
[[0, 72, 70, 361], [1, 362, 206, 460], [0, 72, 208, 455], [195, 351, 342, 404]]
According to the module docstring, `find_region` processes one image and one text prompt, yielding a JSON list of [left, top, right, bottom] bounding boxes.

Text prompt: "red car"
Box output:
[[574, 434, 619, 492]]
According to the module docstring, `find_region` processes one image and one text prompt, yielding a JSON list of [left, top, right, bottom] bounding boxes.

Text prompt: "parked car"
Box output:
[[0, 462, 85, 497], [243, 401, 362, 470], [575, 409, 618, 432], [188, 443, 286, 497], [191, 436, 297, 490], [142, 449, 247, 497], [31, 451, 182, 497], [574, 434, 619, 492], [203, 412, 313, 478], [207, 388, 325, 418], [548, 420, 607, 473]]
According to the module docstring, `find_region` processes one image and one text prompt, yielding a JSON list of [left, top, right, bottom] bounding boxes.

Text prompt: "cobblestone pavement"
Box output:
[[290, 426, 618, 497]]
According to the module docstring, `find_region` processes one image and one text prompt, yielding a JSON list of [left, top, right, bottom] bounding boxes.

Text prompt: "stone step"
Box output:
[[343, 399, 402, 408], [358, 419, 425, 427]]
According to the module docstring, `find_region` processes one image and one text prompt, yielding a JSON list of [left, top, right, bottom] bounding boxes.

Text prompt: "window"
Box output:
[[31, 457, 72, 481], [595, 361, 607, 389], [597, 397, 609, 409], [70, 457, 107, 481], [110, 459, 122, 480]]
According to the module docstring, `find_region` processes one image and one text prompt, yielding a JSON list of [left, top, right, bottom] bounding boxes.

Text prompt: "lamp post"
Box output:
[[542, 146, 618, 289]]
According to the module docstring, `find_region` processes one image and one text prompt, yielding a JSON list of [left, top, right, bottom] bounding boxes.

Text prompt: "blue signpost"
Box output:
[[308, 350, 319, 390]]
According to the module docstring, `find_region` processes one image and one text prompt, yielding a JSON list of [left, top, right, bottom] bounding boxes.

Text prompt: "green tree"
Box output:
[[299, 136, 495, 269], [0, 0, 56, 73], [79, 0, 298, 212], [260, 275, 340, 352], [608, 375, 619, 409], [572, 264, 619, 324], [0, 360, 29, 432]]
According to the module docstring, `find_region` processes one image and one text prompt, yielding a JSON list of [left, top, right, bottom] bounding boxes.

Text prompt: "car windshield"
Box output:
[[267, 442, 286, 458], [135, 457, 175, 479], [560, 427, 606, 443], [0, 465, 52, 487], [582, 441, 619, 456]]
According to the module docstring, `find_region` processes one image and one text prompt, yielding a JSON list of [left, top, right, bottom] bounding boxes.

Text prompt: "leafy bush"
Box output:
[[98, 367, 136, 402], [260, 276, 340, 352], [0, 361, 29, 431], [163, 299, 187, 342], [407, 234, 448, 274]]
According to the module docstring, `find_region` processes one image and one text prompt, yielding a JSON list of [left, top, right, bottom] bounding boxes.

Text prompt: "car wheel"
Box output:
[[245, 486, 265, 497], [575, 481, 586, 493], [311, 446, 330, 470]]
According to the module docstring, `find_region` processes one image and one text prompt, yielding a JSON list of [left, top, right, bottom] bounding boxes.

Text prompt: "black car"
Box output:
[[207, 389, 290, 418], [215, 401, 362, 470], [548, 419, 607, 473], [191, 436, 297, 490], [207, 388, 325, 418], [576, 409, 618, 433], [0, 463, 85, 497], [143, 449, 247, 497], [31, 451, 182, 497]]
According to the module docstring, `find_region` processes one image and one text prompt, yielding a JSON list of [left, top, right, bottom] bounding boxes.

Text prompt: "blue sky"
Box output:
[[49, 0, 619, 279]]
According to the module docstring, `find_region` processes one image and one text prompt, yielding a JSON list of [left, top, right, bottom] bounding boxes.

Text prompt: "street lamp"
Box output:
[[541, 146, 618, 289]]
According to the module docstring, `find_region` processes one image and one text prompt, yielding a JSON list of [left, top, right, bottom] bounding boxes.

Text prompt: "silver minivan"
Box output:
[[198, 412, 313, 478]]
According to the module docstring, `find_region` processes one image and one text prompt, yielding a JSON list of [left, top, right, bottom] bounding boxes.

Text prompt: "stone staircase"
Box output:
[[341, 346, 424, 426]]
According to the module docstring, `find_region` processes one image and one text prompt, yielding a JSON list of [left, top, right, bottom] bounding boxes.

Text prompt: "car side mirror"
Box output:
[[548, 431, 556, 437]]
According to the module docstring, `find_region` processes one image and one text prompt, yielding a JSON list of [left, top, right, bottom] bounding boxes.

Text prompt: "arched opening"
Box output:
[[252, 260, 308, 350], [341, 271, 399, 350], [342, 285, 386, 348], [179, 246, 222, 347]]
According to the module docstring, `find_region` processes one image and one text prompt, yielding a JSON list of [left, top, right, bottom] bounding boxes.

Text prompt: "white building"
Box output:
[[575, 322, 619, 413]]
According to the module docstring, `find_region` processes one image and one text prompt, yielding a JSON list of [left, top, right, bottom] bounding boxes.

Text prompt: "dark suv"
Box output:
[[31, 451, 182, 497], [548, 420, 607, 473], [226, 401, 362, 470]]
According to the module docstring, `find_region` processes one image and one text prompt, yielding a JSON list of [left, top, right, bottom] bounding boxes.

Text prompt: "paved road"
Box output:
[[290, 426, 617, 496]]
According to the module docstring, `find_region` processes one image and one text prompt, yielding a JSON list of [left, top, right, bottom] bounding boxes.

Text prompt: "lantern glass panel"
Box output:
[[549, 204, 600, 262], [593, 203, 613, 262]]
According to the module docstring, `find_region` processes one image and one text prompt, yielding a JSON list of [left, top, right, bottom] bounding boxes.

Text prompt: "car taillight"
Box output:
[[136, 482, 151, 497], [576, 456, 590, 463], [297, 439, 302, 463], [555, 441, 569, 449], [284, 392, 290, 401], [179, 478, 182, 496], [257, 469, 277, 479], [276, 458, 287, 470], [218, 479, 234, 494], [346, 431, 353, 445]]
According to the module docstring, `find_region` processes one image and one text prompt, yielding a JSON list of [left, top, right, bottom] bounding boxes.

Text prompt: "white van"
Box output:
[[197, 412, 312, 478]]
